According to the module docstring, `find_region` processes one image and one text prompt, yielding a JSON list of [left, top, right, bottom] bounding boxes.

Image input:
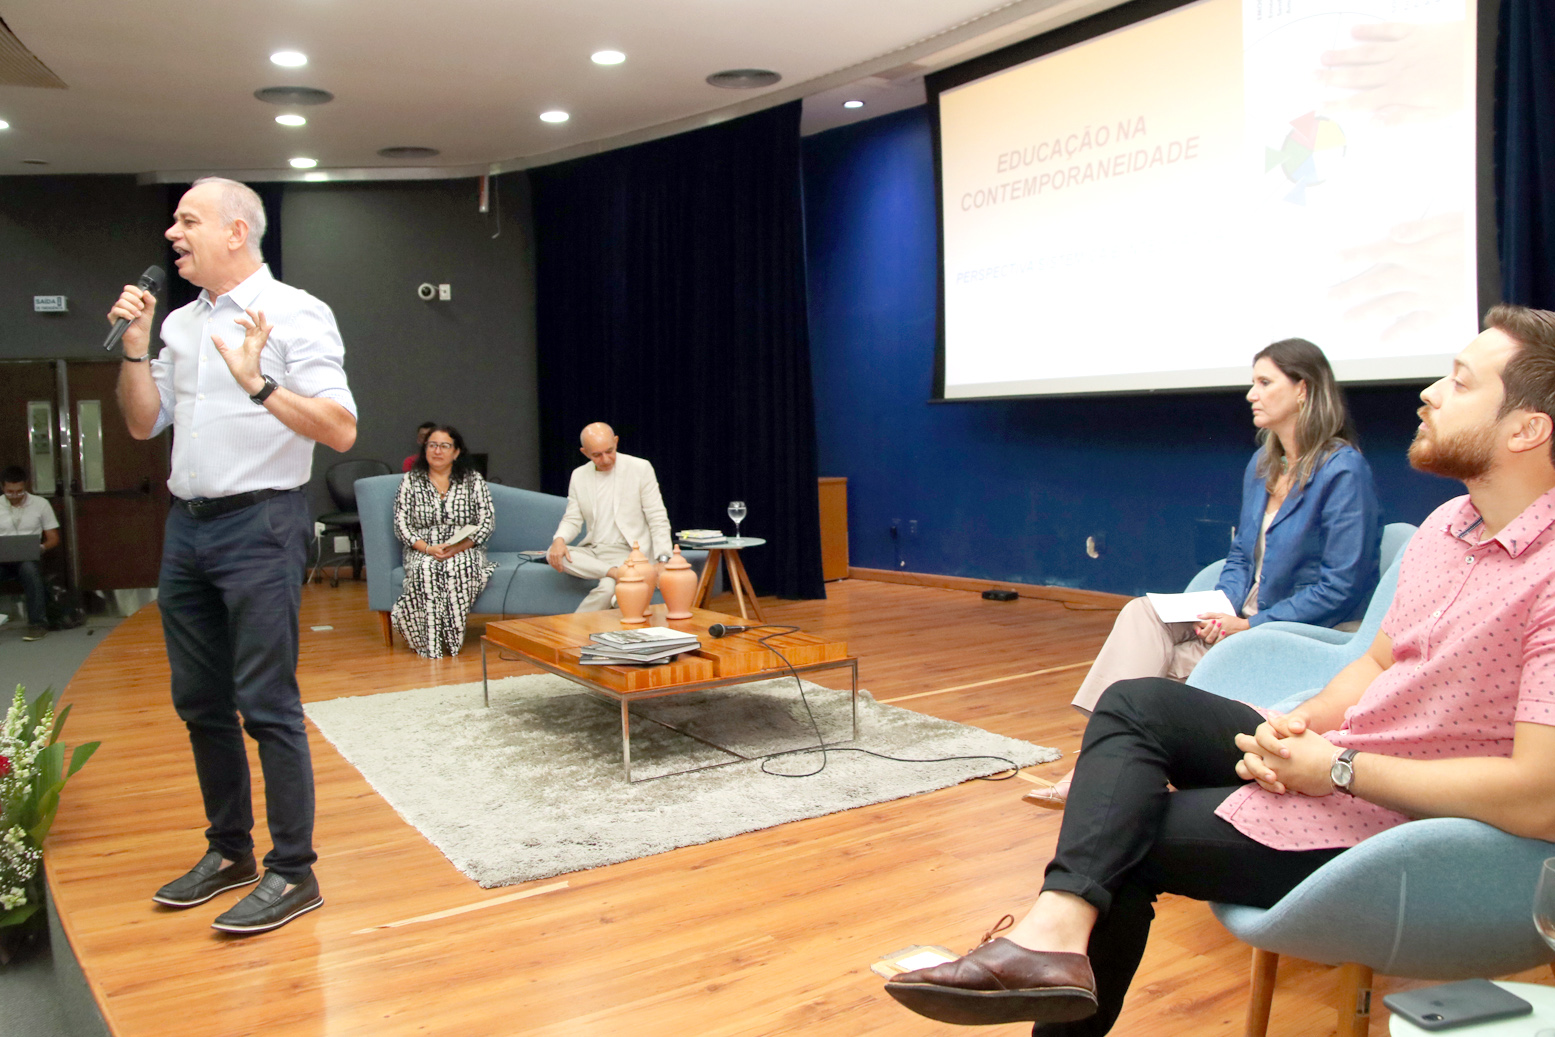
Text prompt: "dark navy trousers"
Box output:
[[1033, 678, 1345, 1037], [158, 490, 316, 880]]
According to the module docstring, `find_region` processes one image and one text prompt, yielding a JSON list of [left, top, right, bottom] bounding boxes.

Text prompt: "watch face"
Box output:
[[1331, 758, 1354, 790]]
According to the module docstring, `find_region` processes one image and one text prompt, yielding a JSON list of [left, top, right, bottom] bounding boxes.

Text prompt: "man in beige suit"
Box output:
[[547, 422, 673, 612]]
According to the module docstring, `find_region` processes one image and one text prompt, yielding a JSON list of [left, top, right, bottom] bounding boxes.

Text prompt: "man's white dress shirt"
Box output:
[[149, 265, 356, 499]]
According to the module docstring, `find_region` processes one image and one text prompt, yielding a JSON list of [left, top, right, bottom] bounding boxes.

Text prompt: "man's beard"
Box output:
[[1408, 408, 1498, 481]]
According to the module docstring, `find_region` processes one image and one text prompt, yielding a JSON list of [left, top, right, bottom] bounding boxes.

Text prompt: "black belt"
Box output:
[[173, 488, 290, 520]]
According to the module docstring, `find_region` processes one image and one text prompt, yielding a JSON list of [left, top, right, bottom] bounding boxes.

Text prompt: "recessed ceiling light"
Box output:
[[540, 110, 569, 124], [591, 50, 625, 65], [0, 120, 9, 130], [289, 157, 318, 169], [275, 114, 307, 127], [271, 51, 308, 68], [843, 100, 865, 109]]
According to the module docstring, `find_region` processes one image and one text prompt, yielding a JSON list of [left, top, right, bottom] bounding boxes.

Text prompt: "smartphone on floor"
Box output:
[[1383, 979, 1533, 1031]]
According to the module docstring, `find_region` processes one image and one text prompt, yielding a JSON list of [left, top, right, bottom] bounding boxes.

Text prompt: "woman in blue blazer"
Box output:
[[1033, 338, 1381, 808]]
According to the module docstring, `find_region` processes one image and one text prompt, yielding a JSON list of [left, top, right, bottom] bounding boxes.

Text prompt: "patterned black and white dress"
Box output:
[[391, 470, 498, 657]]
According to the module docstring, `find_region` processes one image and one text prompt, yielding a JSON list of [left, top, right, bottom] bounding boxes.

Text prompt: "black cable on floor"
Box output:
[[746, 626, 1020, 781]]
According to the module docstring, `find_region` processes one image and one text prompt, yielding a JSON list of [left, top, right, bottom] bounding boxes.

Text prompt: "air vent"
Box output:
[[21, 159, 48, 165], [0, 16, 66, 88], [253, 86, 335, 106], [706, 69, 781, 89], [377, 146, 440, 159]]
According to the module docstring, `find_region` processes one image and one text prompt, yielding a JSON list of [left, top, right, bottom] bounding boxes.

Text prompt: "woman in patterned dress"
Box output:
[[390, 425, 497, 657]]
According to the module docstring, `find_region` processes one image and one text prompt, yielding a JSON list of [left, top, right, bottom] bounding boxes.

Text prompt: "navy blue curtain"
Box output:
[[529, 101, 824, 600], [1495, 0, 1555, 308]]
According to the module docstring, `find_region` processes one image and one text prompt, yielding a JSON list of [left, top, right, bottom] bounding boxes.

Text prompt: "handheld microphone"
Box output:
[[102, 265, 165, 352], [708, 623, 757, 638]]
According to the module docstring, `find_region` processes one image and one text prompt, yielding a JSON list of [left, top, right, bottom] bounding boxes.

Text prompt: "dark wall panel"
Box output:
[[0, 175, 165, 358], [1, 173, 540, 529], [281, 174, 540, 508]]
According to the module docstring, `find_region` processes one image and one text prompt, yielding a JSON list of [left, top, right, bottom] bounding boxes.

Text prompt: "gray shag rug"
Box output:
[[304, 674, 1057, 887]]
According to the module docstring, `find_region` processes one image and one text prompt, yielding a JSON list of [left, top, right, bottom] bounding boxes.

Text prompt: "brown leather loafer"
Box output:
[[885, 937, 1098, 1026]]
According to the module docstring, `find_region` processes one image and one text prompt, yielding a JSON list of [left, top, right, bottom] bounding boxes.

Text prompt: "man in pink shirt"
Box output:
[[885, 305, 1555, 1034]]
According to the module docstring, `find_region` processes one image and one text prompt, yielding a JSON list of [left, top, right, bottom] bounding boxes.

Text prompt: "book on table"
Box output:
[[578, 628, 702, 666], [593, 628, 700, 648]]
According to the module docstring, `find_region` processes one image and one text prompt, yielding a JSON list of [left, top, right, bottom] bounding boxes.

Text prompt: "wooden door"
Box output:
[[0, 360, 71, 588], [64, 360, 170, 591]]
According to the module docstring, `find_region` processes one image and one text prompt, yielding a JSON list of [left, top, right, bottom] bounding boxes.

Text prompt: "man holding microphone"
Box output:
[[109, 176, 356, 934]]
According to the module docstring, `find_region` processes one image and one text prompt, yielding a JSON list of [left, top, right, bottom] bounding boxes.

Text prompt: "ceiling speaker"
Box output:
[[253, 86, 335, 106], [705, 69, 781, 89]]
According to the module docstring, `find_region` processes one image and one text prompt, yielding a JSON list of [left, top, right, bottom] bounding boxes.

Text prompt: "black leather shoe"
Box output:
[[152, 851, 259, 907], [885, 937, 1098, 1026], [211, 871, 323, 934]]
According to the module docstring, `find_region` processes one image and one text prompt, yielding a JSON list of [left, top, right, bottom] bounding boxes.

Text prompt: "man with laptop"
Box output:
[[1, 464, 60, 641]]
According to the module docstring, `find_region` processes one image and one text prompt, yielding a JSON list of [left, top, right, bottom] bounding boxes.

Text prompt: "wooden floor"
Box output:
[[46, 578, 1551, 1037]]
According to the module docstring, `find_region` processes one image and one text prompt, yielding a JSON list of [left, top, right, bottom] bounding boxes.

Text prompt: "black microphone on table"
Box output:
[[708, 623, 759, 638], [102, 265, 165, 352]]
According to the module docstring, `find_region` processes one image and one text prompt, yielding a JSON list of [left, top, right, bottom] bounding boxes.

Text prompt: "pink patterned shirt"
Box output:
[[1215, 488, 1555, 851]]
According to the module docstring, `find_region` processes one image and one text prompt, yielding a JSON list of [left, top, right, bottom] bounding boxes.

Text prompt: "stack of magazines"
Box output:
[[676, 528, 725, 547], [578, 627, 702, 666]]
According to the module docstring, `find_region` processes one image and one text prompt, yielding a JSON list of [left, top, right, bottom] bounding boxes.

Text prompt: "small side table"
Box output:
[[686, 537, 767, 621], [1390, 982, 1555, 1036]]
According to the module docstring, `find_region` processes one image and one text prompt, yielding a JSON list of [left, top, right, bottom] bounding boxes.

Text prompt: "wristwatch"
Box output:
[[249, 375, 279, 405], [656, 553, 671, 564], [1330, 748, 1359, 796]]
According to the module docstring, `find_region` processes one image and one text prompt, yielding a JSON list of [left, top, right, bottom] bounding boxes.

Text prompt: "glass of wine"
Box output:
[[1534, 858, 1555, 952], [727, 500, 747, 543]]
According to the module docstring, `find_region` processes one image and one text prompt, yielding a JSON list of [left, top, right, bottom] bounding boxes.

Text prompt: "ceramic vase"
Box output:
[[659, 544, 698, 620], [615, 560, 651, 624], [626, 541, 657, 590]]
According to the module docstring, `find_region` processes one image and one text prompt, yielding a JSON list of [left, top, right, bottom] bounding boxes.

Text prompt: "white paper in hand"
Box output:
[[1145, 590, 1237, 624]]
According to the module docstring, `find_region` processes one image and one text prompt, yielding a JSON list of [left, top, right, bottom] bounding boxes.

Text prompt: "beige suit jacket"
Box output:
[[552, 452, 673, 561]]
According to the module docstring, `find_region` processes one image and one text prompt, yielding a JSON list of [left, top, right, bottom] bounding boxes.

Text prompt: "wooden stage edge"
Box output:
[[847, 566, 1131, 609], [42, 579, 1551, 1037]]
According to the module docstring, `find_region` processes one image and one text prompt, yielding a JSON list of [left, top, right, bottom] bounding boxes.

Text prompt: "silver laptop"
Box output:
[[0, 535, 41, 563]]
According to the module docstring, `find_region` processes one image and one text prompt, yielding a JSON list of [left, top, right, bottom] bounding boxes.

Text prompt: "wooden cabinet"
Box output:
[[817, 477, 849, 582]]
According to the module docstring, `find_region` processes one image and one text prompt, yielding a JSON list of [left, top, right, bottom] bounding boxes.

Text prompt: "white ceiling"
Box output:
[[0, 0, 1124, 181]]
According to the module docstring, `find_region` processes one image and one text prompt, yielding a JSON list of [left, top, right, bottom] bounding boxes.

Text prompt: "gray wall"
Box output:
[[0, 172, 541, 513], [281, 174, 541, 510], [0, 176, 165, 358]]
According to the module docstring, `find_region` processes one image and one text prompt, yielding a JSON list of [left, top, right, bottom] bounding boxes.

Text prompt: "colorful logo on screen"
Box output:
[[1265, 112, 1346, 206]]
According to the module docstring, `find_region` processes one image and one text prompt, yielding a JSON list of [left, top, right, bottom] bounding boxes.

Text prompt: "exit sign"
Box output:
[[33, 295, 68, 313]]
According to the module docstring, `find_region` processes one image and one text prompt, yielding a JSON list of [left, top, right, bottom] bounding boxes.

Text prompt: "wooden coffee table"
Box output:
[[481, 605, 856, 781]]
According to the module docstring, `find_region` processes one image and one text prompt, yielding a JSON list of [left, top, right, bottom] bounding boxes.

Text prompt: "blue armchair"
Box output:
[[1212, 818, 1555, 1037], [1183, 523, 1416, 712], [1188, 521, 1555, 1036], [356, 474, 704, 647]]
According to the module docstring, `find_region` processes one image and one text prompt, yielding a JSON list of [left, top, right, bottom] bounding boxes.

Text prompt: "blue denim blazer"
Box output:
[[1216, 444, 1381, 628]]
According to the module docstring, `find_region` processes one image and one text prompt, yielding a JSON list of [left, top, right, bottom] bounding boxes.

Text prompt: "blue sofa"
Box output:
[[356, 474, 704, 647]]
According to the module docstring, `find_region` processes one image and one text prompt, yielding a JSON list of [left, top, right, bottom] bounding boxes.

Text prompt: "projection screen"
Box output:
[[934, 0, 1480, 399]]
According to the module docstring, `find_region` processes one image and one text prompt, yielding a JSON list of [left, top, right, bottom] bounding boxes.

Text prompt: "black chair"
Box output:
[[316, 459, 391, 586]]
